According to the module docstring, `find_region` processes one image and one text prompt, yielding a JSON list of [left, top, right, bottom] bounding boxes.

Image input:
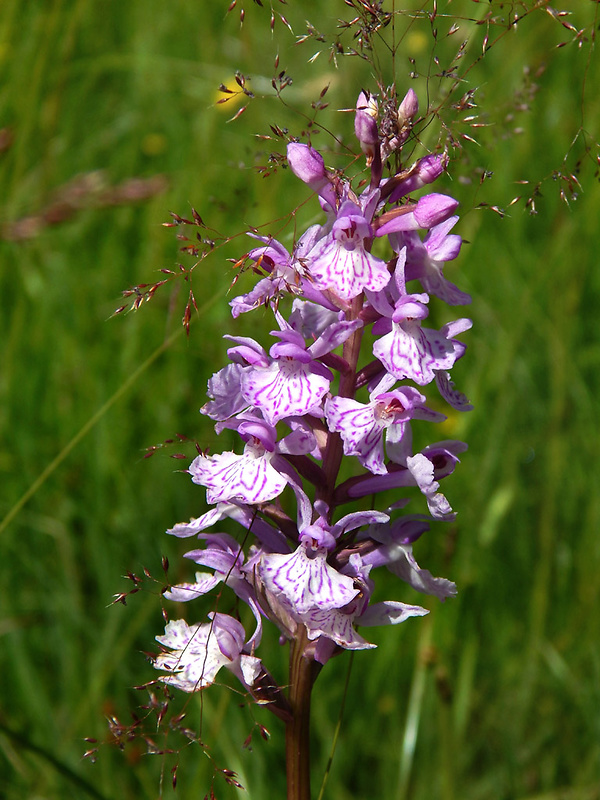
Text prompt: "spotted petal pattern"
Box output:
[[189, 440, 288, 505], [325, 396, 388, 474], [303, 607, 376, 650], [307, 201, 390, 300], [373, 319, 457, 385], [259, 545, 358, 616], [241, 358, 332, 426], [154, 615, 261, 692]]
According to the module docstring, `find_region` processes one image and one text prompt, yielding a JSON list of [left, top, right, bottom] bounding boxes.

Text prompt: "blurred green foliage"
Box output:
[[1, 1, 599, 798]]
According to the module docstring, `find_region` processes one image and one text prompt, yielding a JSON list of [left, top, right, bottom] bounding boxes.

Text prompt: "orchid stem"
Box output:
[[286, 630, 319, 800], [317, 295, 364, 514]]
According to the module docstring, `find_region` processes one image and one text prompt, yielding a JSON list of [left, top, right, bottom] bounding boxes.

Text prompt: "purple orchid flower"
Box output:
[[230, 227, 337, 317], [164, 532, 265, 648], [396, 215, 472, 306], [189, 420, 289, 505], [225, 312, 362, 426], [305, 199, 391, 301], [372, 293, 469, 385], [153, 613, 262, 692], [325, 384, 445, 474]]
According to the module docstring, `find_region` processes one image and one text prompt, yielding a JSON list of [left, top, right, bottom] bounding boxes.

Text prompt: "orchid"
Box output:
[[325, 384, 445, 474], [151, 86, 473, 800], [154, 614, 262, 693], [305, 199, 390, 301]]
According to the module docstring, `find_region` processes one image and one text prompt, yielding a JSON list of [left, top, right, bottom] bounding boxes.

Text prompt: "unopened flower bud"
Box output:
[[355, 107, 379, 152], [287, 142, 327, 186], [415, 153, 447, 184], [398, 88, 419, 127], [355, 90, 381, 182], [376, 191, 459, 236], [414, 193, 459, 228], [354, 92, 379, 166], [287, 142, 336, 206], [356, 90, 378, 119], [388, 154, 448, 203]]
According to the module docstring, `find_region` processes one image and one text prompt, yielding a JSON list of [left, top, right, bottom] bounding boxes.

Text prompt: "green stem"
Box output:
[[286, 629, 319, 800]]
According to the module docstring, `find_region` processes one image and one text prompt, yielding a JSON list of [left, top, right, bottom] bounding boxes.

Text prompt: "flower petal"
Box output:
[[190, 445, 288, 505], [259, 546, 358, 615]]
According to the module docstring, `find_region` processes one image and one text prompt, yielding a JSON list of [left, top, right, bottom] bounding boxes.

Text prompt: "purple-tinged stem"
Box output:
[[317, 295, 364, 516], [287, 297, 364, 797]]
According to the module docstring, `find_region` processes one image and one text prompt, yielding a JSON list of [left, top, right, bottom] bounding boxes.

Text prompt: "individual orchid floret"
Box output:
[[299, 554, 378, 653], [229, 234, 293, 318], [258, 537, 359, 619], [325, 385, 445, 475], [153, 614, 262, 693], [400, 215, 472, 306], [340, 440, 465, 520], [257, 510, 385, 614], [239, 330, 333, 426], [372, 293, 464, 385], [256, 511, 392, 654], [298, 551, 429, 655], [257, 543, 374, 653], [306, 200, 391, 301], [174, 533, 265, 647], [196, 414, 314, 524], [229, 227, 337, 317], [234, 313, 360, 426], [189, 423, 289, 505], [165, 546, 265, 652], [287, 142, 337, 208], [355, 90, 379, 161]]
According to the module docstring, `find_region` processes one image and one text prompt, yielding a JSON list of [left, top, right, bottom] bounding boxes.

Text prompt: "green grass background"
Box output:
[[1, 1, 599, 798]]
